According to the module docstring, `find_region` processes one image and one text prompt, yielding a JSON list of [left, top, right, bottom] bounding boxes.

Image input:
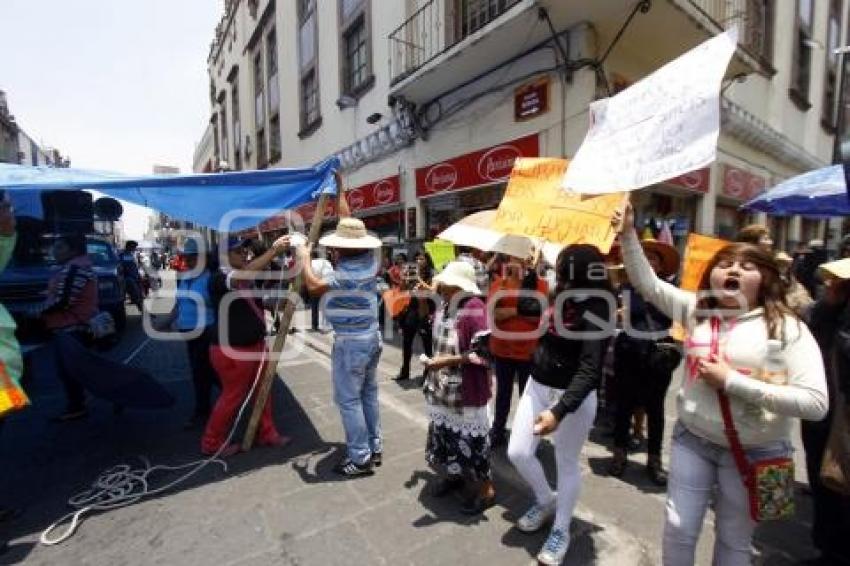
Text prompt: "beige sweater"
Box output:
[[621, 230, 828, 447]]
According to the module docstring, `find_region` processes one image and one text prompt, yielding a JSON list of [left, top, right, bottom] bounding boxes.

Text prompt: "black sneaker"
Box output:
[[371, 451, 383, 467], [333, 458, 374, 477]]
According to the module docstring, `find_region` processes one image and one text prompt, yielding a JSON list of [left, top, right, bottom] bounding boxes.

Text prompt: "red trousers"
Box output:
[[202, 342, 280, 454]]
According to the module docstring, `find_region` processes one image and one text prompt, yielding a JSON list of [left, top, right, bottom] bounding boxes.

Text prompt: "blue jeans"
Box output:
[[331, 332, 383, 464], [663, 422, 793, 566]]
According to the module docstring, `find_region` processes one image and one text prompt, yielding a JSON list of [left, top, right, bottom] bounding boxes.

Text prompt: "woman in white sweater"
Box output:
[[615, 203, 828, 566]]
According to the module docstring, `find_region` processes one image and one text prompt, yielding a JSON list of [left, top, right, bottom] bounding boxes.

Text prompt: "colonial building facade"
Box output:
[[197, 0, 850, 253]]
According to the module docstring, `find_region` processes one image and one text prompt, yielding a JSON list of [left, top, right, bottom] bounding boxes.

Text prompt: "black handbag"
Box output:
[[617, 304, 682, 374], [648, 337, 683, 374]]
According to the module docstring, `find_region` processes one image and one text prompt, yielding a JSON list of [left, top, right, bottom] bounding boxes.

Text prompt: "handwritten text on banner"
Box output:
[[563, 27, 738, 194], [493, 158, 626, 255]]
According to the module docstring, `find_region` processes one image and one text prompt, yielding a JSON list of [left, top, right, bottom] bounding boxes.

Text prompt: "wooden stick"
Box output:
[[242, 192, 330, 450]]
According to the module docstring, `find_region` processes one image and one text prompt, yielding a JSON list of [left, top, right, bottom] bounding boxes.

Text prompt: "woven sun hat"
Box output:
[[819, 257, 850, 280], [640, 239, 680, 277], [318, 217, 382, 249], [433, 261, 481, 295], [775, 251, 793, 265]]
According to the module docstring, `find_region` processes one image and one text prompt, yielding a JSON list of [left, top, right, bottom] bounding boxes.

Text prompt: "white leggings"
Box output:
[[507, 379, 597, 530]]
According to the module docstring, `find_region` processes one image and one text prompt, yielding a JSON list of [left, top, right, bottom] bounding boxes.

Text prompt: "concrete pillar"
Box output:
[[788, 216, 802, 251], [695, 161, 720, 235]]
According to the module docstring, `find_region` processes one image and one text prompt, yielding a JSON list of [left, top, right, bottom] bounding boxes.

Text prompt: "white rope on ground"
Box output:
[[39, 344, 269, 546], [122, 337, 151, 365]]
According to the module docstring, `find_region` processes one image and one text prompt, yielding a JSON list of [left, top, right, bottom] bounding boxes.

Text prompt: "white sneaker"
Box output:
[[537, 527, 570, 565], [516, 499, 556, 533]]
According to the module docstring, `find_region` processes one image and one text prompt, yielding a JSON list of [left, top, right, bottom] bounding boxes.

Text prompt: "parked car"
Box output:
[[0, 233, 127, 343]]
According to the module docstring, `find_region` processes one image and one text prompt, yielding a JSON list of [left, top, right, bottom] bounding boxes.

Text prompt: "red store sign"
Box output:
[[415, 134, 540, 198], [721, 165, 767, 202], [665, 167, 710, 193], [294, 175, 401, 222]]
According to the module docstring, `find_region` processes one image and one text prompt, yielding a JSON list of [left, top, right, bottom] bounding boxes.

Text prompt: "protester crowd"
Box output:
[[1, 182, 850, 565]]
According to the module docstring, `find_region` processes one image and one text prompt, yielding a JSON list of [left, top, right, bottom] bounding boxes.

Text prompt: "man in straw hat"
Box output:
[[294, 180, 384, 477]]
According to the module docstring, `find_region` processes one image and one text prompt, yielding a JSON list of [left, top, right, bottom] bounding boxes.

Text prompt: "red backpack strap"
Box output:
[[711, 316, 751, 482]]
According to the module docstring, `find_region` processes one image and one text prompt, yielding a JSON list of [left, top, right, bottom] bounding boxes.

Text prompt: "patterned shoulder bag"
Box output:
[[712, 317, 795, 521]]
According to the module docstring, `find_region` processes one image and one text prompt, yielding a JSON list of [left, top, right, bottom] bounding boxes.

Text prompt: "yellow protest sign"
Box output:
[[679, 233, 728, 291], [493, 158, 626, 254], [424, 239, 456, 271]]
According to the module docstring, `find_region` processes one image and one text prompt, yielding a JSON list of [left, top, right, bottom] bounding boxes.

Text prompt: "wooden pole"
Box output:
[[242, 193, 330, 450]]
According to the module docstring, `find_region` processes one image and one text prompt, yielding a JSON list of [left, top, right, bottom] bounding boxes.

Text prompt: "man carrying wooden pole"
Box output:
[[290, 175, 384, 477], [240, 177, 334, 451]]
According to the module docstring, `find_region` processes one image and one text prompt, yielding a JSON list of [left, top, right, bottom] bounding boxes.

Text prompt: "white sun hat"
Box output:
[[819, 257, 850, 280], [433, 261, 482, 295], [318, 217, 382, 249]]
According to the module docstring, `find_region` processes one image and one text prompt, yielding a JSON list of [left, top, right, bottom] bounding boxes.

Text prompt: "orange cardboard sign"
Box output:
[[493, 158, 627, 254], [679, 233, 728, 292]]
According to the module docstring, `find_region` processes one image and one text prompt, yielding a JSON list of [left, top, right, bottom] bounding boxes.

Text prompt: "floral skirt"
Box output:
[[425, 405, 491, 481]]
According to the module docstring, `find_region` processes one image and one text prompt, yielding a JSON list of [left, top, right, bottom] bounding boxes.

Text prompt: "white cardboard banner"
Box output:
[[562, 27, 738, 194]]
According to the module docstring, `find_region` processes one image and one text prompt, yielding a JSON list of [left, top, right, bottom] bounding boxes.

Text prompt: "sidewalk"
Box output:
[[0, 311, 819, 565], [295, 326, 821, 566]]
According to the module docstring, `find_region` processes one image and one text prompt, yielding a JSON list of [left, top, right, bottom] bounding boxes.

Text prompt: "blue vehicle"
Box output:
[[0, 233, 127, 343]]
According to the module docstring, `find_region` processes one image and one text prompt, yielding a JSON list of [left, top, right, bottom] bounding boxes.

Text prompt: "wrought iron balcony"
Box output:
[[685, 0, 772, 68], [388, 0, 524, 85]]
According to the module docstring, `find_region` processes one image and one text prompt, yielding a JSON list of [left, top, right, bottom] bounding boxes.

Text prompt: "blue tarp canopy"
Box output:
[[742, 164, 850, 217], [0, 159, 339, 231]]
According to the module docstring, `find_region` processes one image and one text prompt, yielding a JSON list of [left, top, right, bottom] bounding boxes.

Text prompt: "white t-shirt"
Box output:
[[312, 258, 334, 280]]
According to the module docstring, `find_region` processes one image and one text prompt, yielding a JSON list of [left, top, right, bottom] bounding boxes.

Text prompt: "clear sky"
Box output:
[[0, 0, 221, 239]]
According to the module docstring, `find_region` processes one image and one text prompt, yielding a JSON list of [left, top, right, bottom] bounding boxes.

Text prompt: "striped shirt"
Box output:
[[323, 252, 379, 336], [43, 255, 98, 330]]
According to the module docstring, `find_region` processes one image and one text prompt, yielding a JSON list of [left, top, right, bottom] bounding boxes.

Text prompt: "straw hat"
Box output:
[[319, 217, 382, 249], [775, 251, 793, 265], [819, 258, 850, 280], [433, 261, 481, 295], [640, 239, 680, 277]]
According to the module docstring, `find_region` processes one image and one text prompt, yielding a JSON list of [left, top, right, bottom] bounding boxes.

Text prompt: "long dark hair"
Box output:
[[696, 242, 794, 340], [554, 244, 613, 295], [414, 251, 434, 282]]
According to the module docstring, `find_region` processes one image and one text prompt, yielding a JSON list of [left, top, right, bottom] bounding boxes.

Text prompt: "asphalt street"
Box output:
[[0, 296, 819, 565]]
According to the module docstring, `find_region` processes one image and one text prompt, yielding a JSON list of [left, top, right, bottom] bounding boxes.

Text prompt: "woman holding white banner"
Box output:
[[614, 200, 828, 565]]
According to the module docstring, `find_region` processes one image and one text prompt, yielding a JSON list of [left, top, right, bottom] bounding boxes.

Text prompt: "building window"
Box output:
[[253, 51, 265, 130], [301, 70, 320, 128], [744, 0, 774, 66], [339, 0, 372, 97], [269, 115, 281, 163], [823, 0, 841, 129], [266, 29, 279, 115], [231, 78, 242, 170], [457, 0, 520, 38], [298, 0, 321, 135], [257, 129, 267, 169], [790, 0, 814, 109], [220, 101, 229, 168], [212, 120, 220, 163]]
